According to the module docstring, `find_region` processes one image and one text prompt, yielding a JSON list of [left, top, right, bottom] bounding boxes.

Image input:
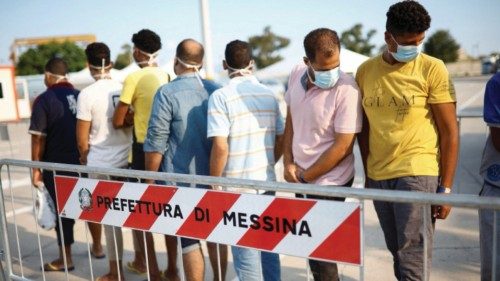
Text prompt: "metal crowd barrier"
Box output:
[[1, 158, 500, 281]]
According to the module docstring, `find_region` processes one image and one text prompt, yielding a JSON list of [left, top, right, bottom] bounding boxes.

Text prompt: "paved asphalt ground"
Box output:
[[0, 75, 492, 280]]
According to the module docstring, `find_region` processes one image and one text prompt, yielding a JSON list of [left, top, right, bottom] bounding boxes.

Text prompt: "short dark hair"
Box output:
[[44, 57, 68, 75], [132, 29, 162, 53], [85, 42, 111, 67], [303, 28, 340, 62], [386, 0, 431, 35], [224, 40, 252, 69], [176, 39, 204, 65]]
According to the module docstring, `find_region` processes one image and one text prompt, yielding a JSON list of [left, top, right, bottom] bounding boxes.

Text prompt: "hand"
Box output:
[[124, 109, 134, 126], [32, 169, 43, 188], [145, 179, 155, 185], [294, 165, 305, 182], [432, 204, 452, 219], [79, 153, 88, 165], [211, 185, 223, 191], [284, 162, 300, 183]]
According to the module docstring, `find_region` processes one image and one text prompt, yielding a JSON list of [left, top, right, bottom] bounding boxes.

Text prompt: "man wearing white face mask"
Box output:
[[29, 57, 80, 272], [144, 39, 226, 281], [208, 40, 284, 281], [112, 29, 171, 281], [356, 1, 458, 280], [76, 42, 132, 281], [282, 28, 362, 281]]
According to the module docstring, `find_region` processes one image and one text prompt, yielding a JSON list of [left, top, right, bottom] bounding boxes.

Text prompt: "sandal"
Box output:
[[42, 262, 75, 272], [126, 261, 146, 275], [91, 251, 106, 259]]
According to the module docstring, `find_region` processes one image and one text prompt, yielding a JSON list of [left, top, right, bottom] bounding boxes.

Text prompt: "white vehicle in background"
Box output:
[[0, 66, 31, 122]]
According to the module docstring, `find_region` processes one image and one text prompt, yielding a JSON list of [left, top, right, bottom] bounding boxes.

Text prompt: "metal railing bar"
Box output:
[[1, 159, 500, 210]]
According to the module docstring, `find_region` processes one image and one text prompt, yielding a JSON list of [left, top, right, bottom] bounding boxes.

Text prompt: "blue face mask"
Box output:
[[390, 34, 423, 62], [307, 64, 340, 89]]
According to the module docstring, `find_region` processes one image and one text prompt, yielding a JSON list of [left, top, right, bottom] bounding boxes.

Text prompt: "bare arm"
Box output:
[[431, 102, 459, 220], [144, 152, 163, 184], [431, 103, 459, 189], [274, 134, 284, 162], [283, 107, 299, 183], [31, 135, 46, 186], [76, 119, 91, 165], [357, 112, 370, 184], [301, 132, 356, 182], [112, 102, 134, 129], [210, 137, 229, 178]]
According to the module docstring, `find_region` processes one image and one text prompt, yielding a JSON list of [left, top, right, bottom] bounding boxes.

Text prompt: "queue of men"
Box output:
[[28, 1, 499, 281]]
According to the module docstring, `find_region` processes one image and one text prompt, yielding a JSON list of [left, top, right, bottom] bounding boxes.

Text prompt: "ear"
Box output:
[[222, 60, 228, 70], [384, 31, 391, 45], [384, 31, 396, 52], [303, 56, 309, 65]]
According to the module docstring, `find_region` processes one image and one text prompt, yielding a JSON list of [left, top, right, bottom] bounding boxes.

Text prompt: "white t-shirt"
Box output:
[[77, 79, 132, 168]]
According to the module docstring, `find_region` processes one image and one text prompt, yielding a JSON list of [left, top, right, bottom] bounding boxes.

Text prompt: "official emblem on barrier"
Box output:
[[78, 188, 93, 211]]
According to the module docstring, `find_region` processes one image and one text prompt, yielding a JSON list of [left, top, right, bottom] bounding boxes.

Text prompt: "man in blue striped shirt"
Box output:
[[208, 40, 285, 281]]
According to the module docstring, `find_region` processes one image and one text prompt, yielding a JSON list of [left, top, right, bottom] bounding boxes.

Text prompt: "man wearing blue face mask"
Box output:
[[356, 1, 458, 280], [283, 28, 362, 281]]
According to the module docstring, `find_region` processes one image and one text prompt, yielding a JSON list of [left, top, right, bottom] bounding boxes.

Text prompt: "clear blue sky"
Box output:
[[1, 0, 499, 69]]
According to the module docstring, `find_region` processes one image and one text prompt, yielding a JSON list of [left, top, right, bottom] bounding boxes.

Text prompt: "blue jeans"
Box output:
[[231, 246, 281, 281]]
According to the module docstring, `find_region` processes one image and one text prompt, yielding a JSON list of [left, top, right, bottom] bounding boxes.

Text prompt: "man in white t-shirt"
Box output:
[[76, 42, 132, 281]]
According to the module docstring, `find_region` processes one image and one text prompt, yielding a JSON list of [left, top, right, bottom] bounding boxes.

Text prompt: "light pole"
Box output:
[[200, 0, 214, 79]]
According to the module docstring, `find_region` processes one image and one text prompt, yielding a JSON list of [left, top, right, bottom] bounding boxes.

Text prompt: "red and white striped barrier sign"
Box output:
[[54, 176, 362, 265]]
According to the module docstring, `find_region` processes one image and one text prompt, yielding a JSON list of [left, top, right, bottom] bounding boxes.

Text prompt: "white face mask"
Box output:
[[176, 57, 203, 86], [135, 48, 160, 66], [227, 60, 254, 78], [89, 58, 112, 80], [45, 72, 68, 84]]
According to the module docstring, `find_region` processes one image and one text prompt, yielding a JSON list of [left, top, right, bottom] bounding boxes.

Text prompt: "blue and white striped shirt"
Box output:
[[207, 76, 285, 192]]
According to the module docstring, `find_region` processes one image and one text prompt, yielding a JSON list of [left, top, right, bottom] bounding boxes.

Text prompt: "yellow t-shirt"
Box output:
[[356, 53, 455, 180], [120, 67, 170, 143]]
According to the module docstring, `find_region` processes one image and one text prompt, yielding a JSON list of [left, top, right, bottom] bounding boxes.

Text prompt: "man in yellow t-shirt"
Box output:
[[356, 1, 458, 280], [112, 29, 172, 281]]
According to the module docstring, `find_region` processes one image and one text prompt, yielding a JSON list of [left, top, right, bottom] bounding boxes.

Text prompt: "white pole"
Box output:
[[200, 0, 215, 79]]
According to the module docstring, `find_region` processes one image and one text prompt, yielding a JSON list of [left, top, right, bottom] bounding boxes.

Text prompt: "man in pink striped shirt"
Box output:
[[283, 28, 362, 281]]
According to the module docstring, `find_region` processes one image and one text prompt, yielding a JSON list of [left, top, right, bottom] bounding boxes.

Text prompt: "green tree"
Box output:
[[248, 26, 290, 69], [114, 44, 132, 70], [424, 30, 460, 63], [340, 24, 377, 56], [16, 41, 86, 75]]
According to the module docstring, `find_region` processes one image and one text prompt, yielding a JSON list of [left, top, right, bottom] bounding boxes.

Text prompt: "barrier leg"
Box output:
[[423, 204, 429, 281], [493, 210, 497, 281], [54, 170, 71, 281], [112, 226, 122, 281], [84, 220, 95, 281], [176, 236, 186, 281], [306, 259, 311, 281], [109, 174, 123, 281], [360, 200, 365, 281], [79, 172, 95, 281], [57, 210, 70, 280], [0, 165, 13, 280], [29, 168, 46, 281], [143, 231, 151, 281], [7, 165, 25, 278], [216, 243, 222, 281]]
